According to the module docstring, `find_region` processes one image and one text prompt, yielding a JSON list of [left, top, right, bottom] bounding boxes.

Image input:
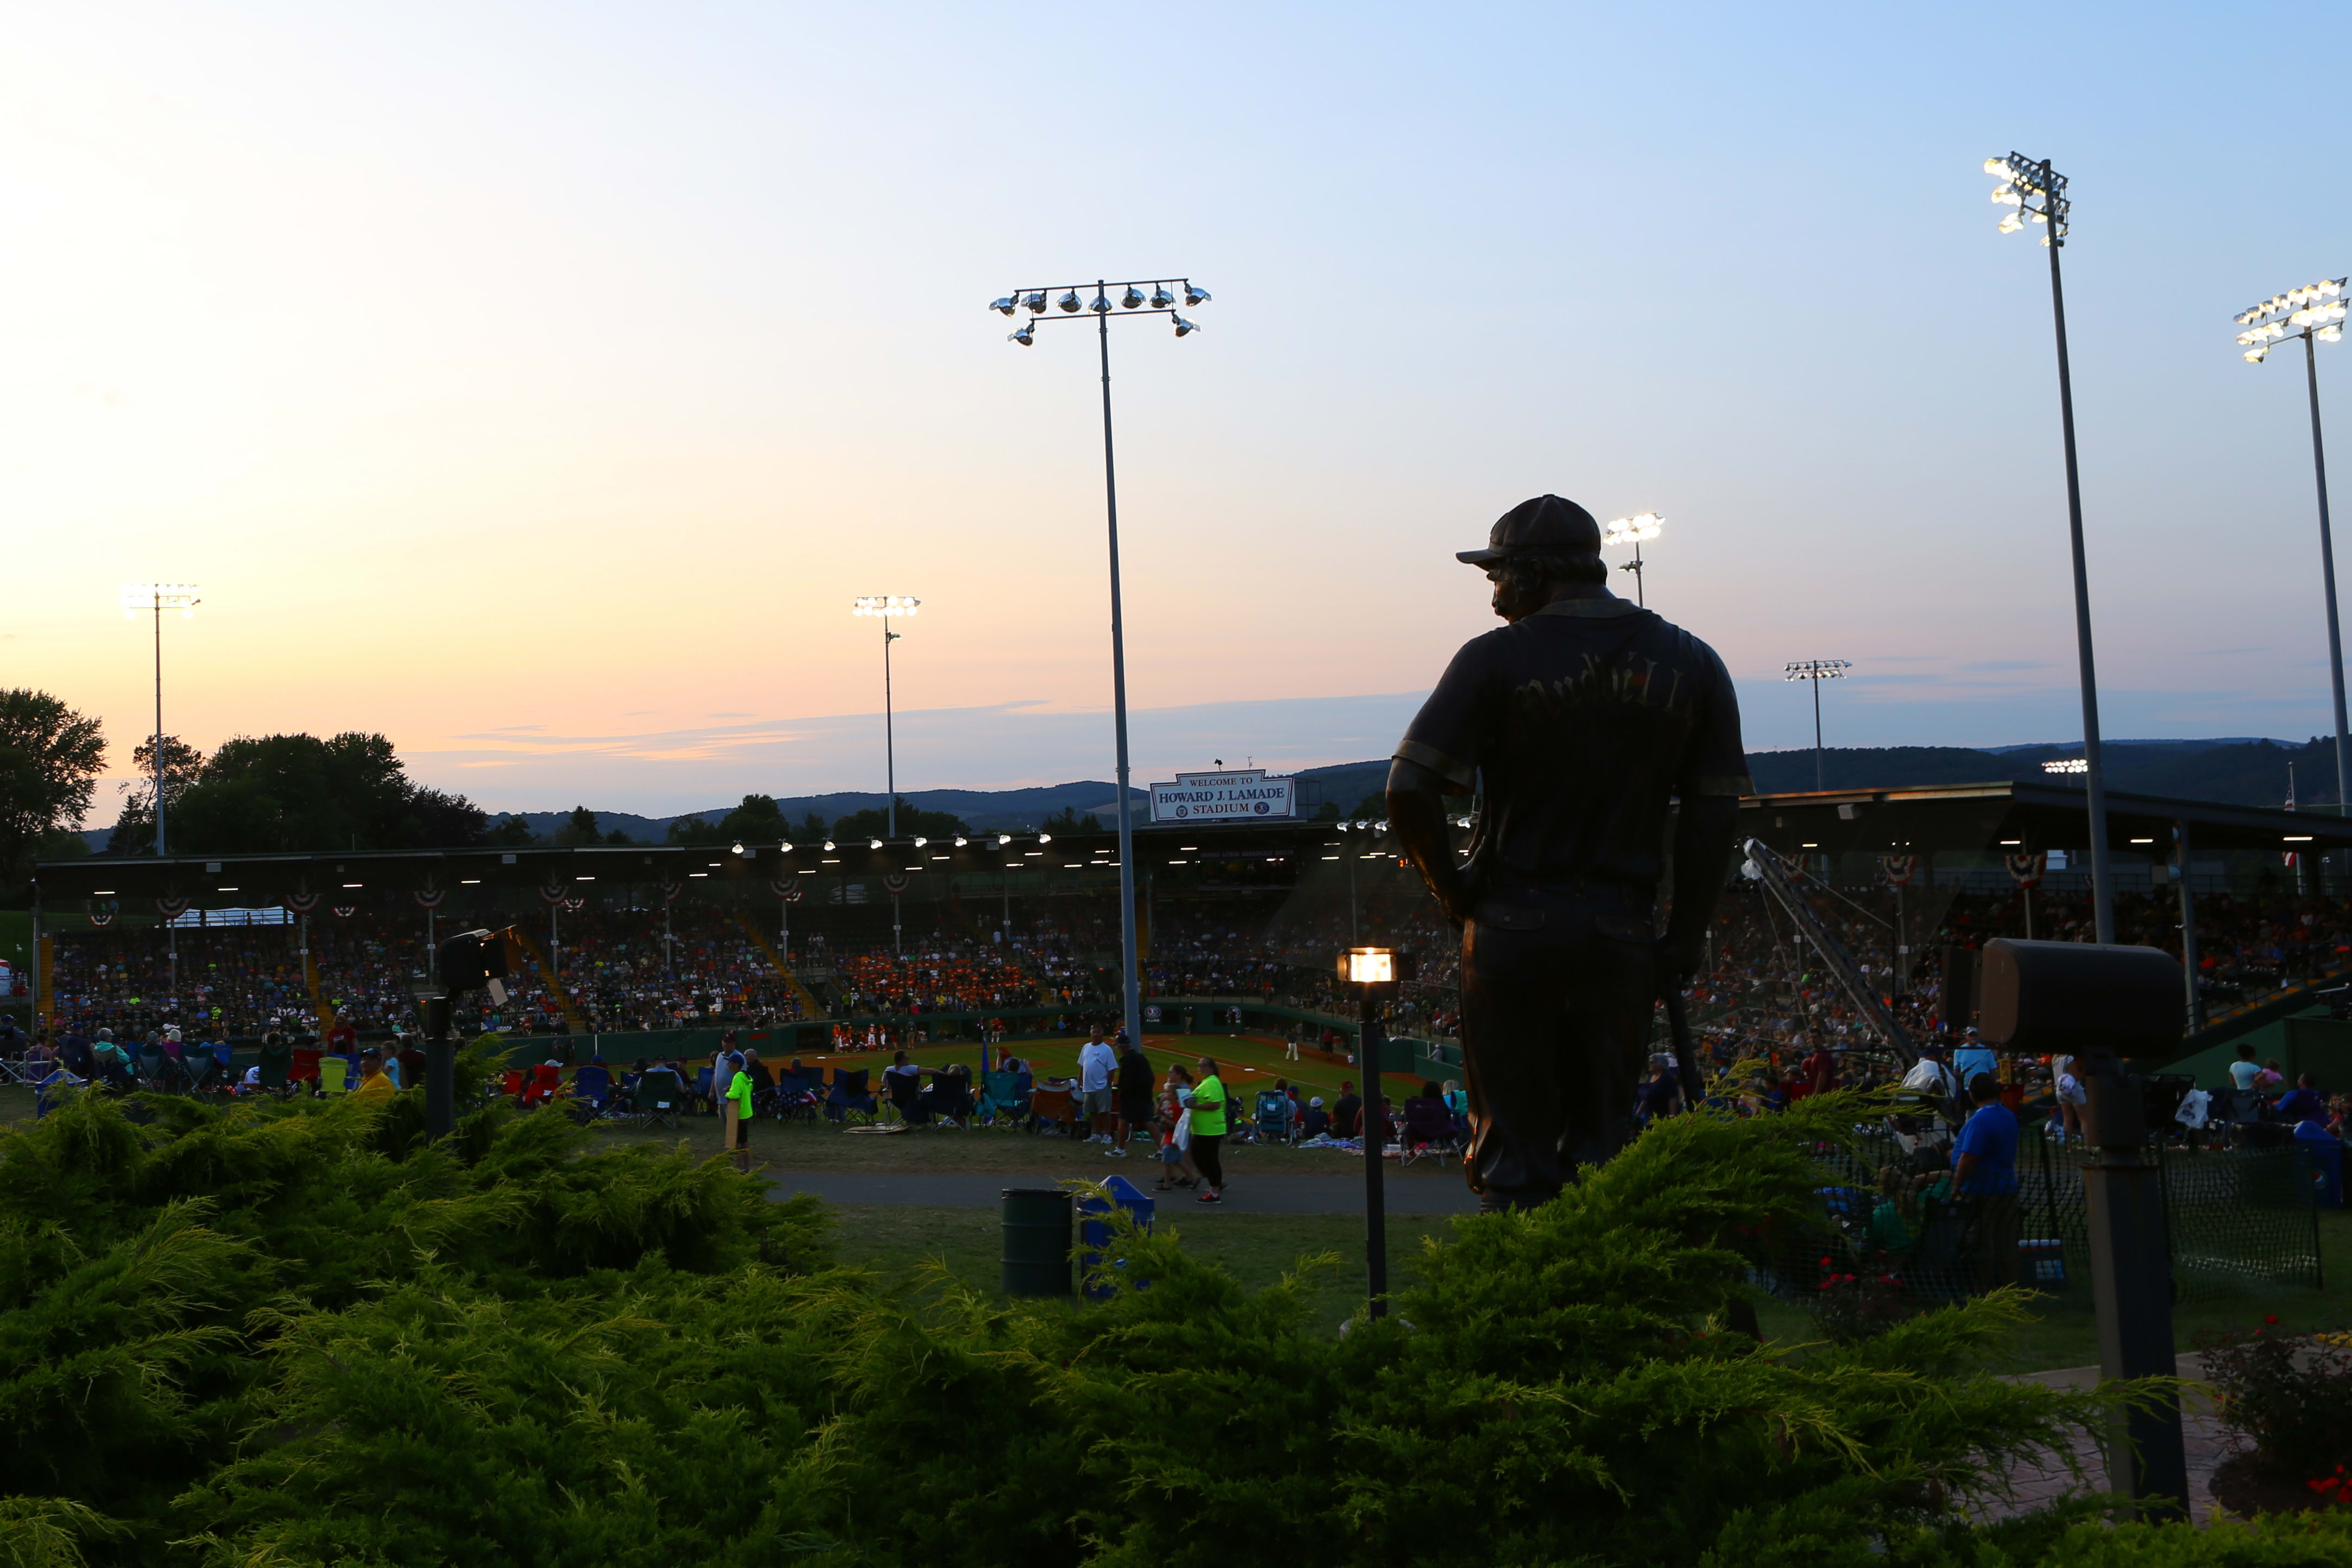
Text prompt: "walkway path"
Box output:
[[1984, 1356, 2238, 1523], [768, 1170, 1482, 1216]]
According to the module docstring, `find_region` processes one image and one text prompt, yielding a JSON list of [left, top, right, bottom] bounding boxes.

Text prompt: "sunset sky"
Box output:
[[5, 3, 2345, 820]]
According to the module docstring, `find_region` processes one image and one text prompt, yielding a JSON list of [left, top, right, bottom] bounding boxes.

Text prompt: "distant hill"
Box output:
[[83, 736, 2342, 852]]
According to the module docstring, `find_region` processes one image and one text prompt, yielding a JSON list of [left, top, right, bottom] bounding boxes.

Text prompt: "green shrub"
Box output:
[[0, 1082, 2288, 1567]]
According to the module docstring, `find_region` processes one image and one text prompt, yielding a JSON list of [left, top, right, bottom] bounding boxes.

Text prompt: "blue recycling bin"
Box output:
[[2295, 1121, 2343, 1209], [1077, 1174, 1155, 1300]]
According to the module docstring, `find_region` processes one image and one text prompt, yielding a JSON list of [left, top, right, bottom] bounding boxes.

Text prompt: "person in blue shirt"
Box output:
[[1953, 1072, 2021, 1291], [1952, 1029, 1997, 1093], [2277, 1072, 2329, 1129]]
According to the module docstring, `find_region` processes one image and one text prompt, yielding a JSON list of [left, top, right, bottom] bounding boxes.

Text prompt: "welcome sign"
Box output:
[[1148, 768, 1297, 823]]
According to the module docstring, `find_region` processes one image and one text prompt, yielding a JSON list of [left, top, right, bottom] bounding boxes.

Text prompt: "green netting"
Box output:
[[1795, 1122, 2322, 1313]]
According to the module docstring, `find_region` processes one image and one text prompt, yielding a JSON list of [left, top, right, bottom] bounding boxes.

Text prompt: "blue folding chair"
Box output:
[[573, 1064, 613, 1117]]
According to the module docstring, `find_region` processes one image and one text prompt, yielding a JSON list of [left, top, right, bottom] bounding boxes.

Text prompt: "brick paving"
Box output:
[[1977, 1355, 2242, 1524]]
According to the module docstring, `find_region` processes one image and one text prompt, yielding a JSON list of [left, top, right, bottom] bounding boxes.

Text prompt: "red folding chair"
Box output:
[[522, 1063, 562, 1107]]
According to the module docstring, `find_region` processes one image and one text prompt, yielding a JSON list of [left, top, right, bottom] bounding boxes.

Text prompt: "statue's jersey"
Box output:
[[1394, 594, 1749, 892]]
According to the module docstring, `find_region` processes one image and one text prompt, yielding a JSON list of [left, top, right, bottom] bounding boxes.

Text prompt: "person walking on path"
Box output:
[[1114, 1033, 1153, 1156], [1190, 1056, 1230, 1204], [1077, 1026, 1118, 1147], [723, 1050, 754, 1173]]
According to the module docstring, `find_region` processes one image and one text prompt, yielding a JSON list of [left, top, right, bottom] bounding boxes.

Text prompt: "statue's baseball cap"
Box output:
[[1456, 494, 1603, 565]]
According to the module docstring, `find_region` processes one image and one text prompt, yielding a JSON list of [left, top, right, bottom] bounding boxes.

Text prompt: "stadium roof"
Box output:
[[1738, 780, 2352, 858], [32, 779, 2347, 910]]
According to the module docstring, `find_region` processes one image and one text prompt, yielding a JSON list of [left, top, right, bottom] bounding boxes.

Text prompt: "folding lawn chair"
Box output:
[[976, 1068, 1029, 1128], [1399, 1096, 1458, 1166], [572, 1063, 613, 1119], [317, 1057, 349, 1096], [1027, 1085, 1078, 1138], [522, 1063, 562, 1108], [1254, 1089, 1292, 1145], [632, 1068, 685, 1129], [826, 1068, 876, 1124]]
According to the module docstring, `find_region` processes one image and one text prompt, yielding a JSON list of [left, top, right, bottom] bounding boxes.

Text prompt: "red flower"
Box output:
[[1819, 1256, 1833, 1268], [2266, 1314, 2280, 1326]]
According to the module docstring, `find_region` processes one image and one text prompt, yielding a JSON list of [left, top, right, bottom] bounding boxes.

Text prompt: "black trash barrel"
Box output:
[[1001, 1186, 1073, 1297]]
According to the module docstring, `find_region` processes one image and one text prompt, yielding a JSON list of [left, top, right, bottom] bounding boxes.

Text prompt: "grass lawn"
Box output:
[[17, 1074, 2347, 1372], [828, 1203, 1455, 1335]]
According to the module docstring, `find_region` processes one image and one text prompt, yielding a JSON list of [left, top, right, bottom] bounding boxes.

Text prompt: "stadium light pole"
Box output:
[[119, 583, 200, 857], [1985, 152, 2116, 944], [1784, 660, 1850, 791], [993, 274, 1210, 1051], [850, 597, 919, 838], [1602, 512, 1663, 606], [2236, 278, 2350, 822]]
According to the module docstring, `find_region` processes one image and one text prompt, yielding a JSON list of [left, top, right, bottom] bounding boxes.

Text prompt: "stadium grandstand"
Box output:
[[21, 780, 2352, 1083]]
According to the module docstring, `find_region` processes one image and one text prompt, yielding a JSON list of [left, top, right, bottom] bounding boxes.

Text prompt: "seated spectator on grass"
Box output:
[[1302, 1097, 1330, 1139], [1332, 1082, 1362, 1138], [351, 1053, 394, 1100]]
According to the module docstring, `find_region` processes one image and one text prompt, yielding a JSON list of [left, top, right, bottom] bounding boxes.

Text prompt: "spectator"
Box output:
[[1801, 1038, 1837, 1097], [1302, 1096, 1331, 1140], [1332, 1081, 1363, 1139], [2052, 1054, 2087, 1143], [351, 1053, 394, 1100], [725, 1050, 754, 1171], [1952, 1027, 1996, 1089], [2229, 1043, 2264, 1091], [1115, 1036, 1153, 1154], [1952, 1072, 2021, 1290], [1077, 1026, 1118, 1149], [2255, 1057, 2287, 1090], [1154, 1063, 1198, 1192], [1190, 1056, 1229, 1204], [1633, 1055, 1680, 1126], [1901, 1044, 1959, 1105], [2277, 1072, 2329, 1129]]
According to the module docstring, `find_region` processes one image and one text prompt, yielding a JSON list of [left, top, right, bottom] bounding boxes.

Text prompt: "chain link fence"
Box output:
[[1777, 1122, 2323, 1313]]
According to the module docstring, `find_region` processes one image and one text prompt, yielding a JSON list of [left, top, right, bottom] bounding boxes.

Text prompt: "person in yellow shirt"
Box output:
[[723, 1049, 754, 1172], [351, 1052, 394, 1100], [1189, 1056, 1228, 1204]]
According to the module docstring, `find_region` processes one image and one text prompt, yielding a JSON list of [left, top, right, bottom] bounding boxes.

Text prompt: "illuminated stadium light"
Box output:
[[851, 595, 920, 616], [912, 836, 927, 847], [990, 295, 1019, 316], [2238, 276, 2352, 817], [2042, 758, 2089, 775], [1602, 513, 1665, 605], [991, 274, 1216, 1056], [1784, 660, 1852, 793], [779, 842, 793, 852], [1985, 152, 2068, 248], [868, 838, 883, 849], [1978, 149, 2116, 942]]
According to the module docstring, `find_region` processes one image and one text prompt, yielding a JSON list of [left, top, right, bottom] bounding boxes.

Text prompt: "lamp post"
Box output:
[[1784, 660, 1850, 791], [2237, 278, 2349, 831], [1602, 512, 1663, 607], [1985, 151, 2117, 944], [1343, 944, 1398, 1318], [118, 583, 200, 857], [993, 275, 1210, 1052], [850, 596, 918, 839]]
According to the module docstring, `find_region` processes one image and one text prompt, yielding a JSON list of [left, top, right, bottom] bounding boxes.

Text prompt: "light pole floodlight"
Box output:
[[1981, 146, 2116, 947], [121, 582, 201, 617], [2238, 274, 2351, 826], [1784, 660, 1850, 792], [1603, 513, 1664, 606], [990, 271, 1214, 1065], [1602, 512, 1663, 545], [851, 593, 920, 901]]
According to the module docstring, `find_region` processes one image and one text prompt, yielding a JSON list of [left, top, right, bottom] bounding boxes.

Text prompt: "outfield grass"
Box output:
[[756, 1031, 1437, 1108]]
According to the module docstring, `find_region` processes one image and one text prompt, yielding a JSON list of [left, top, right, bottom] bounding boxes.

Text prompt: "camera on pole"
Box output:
[[413, 927, 523, 1139]]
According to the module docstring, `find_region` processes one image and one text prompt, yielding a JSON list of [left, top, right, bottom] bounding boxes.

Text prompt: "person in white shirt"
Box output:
[[1076, 1027, 1118, 1145], [2228, 1043, 2263, 1092], [1901, 1044, 1959, 1104]]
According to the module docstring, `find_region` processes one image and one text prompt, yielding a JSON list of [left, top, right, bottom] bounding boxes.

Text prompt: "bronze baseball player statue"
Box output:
[[1387, 495, 1749, 1210]]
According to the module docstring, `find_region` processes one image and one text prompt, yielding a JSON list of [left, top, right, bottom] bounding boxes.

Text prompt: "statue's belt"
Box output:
[[1469, 883, 1655, 942]]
